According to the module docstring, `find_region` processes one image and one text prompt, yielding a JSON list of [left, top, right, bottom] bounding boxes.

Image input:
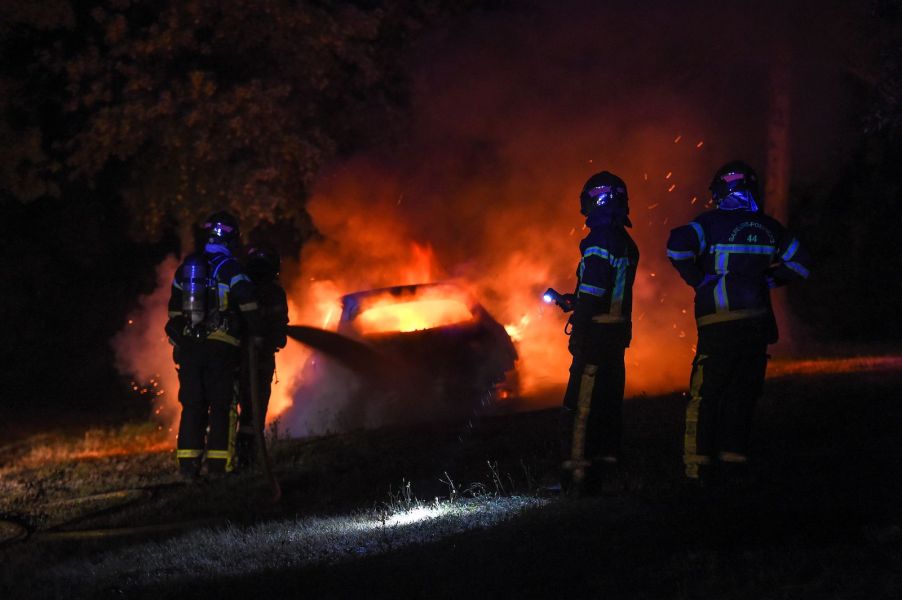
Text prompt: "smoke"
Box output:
[[276, 0, 860, 433], [111, 1, 860, 438], [111, 256, 180, 437]]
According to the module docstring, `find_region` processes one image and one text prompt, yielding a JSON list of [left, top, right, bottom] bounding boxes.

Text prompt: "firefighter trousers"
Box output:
[[176, 340, 240, 475], [236, 353, 275, 467], [560, 346, 625, 492], [683, 343, 768, 480]]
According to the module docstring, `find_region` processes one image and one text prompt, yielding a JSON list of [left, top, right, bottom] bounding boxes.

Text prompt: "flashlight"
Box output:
[[543, 288, 575, 312]]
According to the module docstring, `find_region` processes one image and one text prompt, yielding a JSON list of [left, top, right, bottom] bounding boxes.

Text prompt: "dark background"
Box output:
[[1, 0, 901, 431]]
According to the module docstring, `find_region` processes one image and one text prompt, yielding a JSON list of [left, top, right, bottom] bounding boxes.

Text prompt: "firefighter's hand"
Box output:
[[165, 316, 187, 344], [559, 293, 576, 313]]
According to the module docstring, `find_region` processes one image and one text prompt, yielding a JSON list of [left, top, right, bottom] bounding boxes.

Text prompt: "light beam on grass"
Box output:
[[49, 496, 547, 594], [383, 505, 448, 527]]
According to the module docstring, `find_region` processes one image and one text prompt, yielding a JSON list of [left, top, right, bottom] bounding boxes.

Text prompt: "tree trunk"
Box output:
[[766, 51, 796, 354]]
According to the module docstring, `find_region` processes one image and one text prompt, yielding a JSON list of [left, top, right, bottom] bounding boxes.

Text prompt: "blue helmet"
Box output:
[[245, 244, 280, 282], [710, 161, 761, 212], [202, 211, 240, 248], [579, 171, 631, 226]]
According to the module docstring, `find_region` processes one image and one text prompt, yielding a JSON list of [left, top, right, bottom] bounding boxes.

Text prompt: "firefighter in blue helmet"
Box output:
[[559, 171, 639, 496], [667, 161, 811, 486], [235, 244, 289, 470], [166, 211, 261, 478]]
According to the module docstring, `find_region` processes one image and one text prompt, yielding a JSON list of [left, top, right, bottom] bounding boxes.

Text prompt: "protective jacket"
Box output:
[[167, 244, 261, 348], [570, 216, 640, 350], [666, 209, 810, 332], [255, 281, 289, 355]]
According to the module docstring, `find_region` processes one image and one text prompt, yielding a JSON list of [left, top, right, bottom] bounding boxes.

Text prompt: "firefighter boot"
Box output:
[[584, 457, 620, 496], [235, 432, 256, 471], [178, 457, 202, 482]]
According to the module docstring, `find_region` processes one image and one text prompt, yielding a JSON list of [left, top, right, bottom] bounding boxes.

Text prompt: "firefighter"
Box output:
[[166, 211, 261, 478], [667, 161, 811, 486], [560, 171, 639, 496], [235, 244, 289, 470]]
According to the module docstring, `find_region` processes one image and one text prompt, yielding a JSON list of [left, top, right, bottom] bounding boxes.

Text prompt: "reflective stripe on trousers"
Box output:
[[567, 364, 598, 484], [683, 355, 710, 479]]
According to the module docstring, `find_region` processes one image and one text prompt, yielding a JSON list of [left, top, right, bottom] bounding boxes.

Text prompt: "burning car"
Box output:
[[291, 282, 518, 431]]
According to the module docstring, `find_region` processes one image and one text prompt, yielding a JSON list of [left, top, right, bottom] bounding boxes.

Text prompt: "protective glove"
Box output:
[[558, 293, 576, 313], [164, 316, 188, 345]]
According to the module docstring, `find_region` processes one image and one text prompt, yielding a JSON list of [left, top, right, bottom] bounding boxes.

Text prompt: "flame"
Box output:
[[353, 291, 475, 335]]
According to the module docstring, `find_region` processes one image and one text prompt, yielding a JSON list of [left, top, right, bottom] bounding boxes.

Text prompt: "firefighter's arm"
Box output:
[[165, 267, 186, 345], [569, 248, 611, 358], [768, 233, 811, 286], [666, 222, 706, 288], [228, 272, 263, 338]]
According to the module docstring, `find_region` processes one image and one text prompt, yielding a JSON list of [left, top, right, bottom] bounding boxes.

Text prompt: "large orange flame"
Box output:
[[354, 296, 474, 335]]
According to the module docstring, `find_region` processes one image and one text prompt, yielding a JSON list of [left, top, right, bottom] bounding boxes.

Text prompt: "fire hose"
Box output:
[[248, 340, 282, 503], [0, 487, 224, 547]]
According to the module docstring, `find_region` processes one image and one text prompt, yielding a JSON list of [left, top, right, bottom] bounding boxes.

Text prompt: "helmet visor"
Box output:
[[586, 184, 626, 206], [203, 221, 236, 237]]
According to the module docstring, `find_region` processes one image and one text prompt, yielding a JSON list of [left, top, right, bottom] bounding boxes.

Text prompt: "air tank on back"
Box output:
[[181, 253, 208, 328]]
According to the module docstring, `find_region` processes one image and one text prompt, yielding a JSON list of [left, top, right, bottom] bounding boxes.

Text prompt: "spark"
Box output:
[[648, 203, 659, 210], [667, 184, 676, 192], [665, 171, 673, 179], [691, 196, 698, 205], [674, 135, 682, 143], [696, 140, 704, 148]]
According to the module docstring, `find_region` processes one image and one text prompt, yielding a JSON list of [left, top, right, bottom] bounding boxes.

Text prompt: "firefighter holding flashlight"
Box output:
[[667, 161, 811, 486], [556, 171, 639, 496], [165, 211, 261, 479], [235, 244, 288, 470]]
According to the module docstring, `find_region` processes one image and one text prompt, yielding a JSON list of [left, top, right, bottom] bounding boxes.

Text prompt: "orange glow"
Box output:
[[355, 297, 474, 335], [767, 356, 902, 378]]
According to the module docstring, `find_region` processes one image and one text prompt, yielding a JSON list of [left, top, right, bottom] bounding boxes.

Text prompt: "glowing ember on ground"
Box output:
[[767, 356, 902, 378]]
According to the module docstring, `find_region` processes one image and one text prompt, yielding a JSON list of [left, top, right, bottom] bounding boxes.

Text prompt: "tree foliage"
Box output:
[[1, 0, 472, 240]]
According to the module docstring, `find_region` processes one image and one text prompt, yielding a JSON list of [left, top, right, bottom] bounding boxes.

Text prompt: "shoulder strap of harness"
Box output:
[[208, 254, 233, 283]]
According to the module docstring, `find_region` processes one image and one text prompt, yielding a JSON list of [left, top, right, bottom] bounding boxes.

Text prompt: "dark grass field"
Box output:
[[1, 365, 900, 599]]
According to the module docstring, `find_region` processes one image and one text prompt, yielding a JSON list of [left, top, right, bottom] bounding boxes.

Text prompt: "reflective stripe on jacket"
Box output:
[[666, 209, 811, 328]]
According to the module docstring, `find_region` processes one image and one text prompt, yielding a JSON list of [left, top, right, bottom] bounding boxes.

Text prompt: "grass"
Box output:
[[1, 366, 901, 599]]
